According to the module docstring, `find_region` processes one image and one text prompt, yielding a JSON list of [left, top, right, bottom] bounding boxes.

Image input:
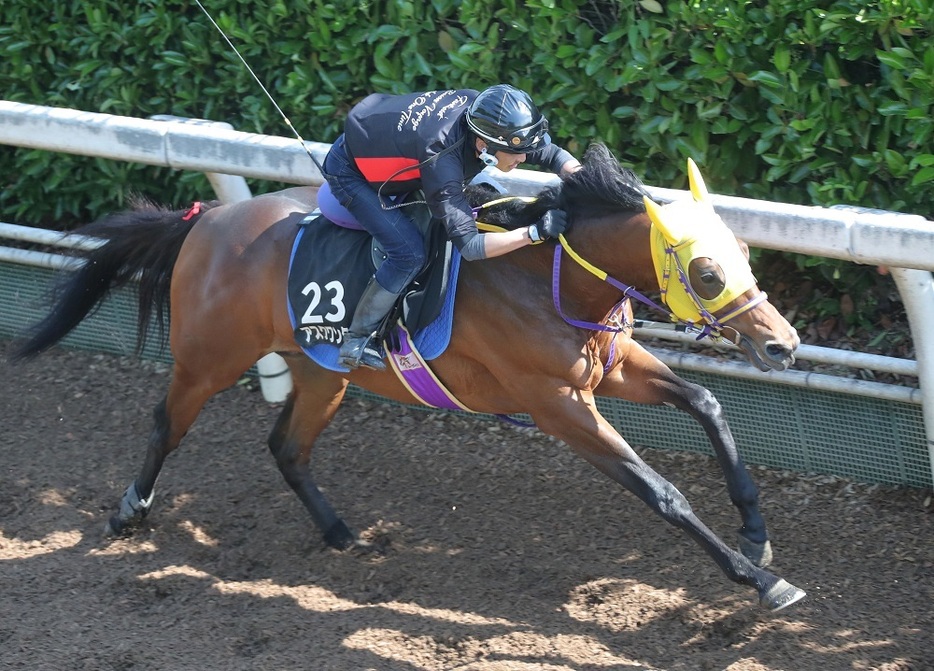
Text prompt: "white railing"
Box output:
[[2, 100, 932, 485]]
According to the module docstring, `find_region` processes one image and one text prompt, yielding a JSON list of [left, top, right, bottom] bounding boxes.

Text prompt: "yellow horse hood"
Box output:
[[644, 159, 757, 324]]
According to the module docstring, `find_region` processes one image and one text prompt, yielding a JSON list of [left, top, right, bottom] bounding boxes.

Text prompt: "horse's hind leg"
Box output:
[[267, 356, 355, 550], [107, 363, 226, 536], [597, 344, 772, 567]]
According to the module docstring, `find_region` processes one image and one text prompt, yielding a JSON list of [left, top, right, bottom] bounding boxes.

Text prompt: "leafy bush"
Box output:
[[1, 0, 931, 329]]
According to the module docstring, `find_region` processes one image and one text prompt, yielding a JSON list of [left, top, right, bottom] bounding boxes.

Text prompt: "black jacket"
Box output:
[[343, 89, 573, 245]]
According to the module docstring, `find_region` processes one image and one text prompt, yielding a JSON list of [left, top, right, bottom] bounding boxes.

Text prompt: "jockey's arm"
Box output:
[[427, 149, 575, 262], [458, 227, 536, 260], [458, 153, 578, 260]]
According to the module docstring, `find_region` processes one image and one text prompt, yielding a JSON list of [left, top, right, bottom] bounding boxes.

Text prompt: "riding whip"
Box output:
[[192, 0, 328, 178]]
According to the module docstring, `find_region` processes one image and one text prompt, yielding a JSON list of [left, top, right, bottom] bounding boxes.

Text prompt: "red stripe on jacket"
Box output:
[[353, 156, 422, 183]]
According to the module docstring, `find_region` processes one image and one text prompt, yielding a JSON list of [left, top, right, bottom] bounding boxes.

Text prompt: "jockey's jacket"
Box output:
[[343, 89, 573, 248]]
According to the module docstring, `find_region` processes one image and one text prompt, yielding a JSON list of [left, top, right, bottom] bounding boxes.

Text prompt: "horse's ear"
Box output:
[[687, 158, 710, 204], [643, 195, 682, 244]]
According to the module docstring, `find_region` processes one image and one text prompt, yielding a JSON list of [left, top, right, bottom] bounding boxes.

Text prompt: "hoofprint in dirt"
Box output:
[[1, 341, 931, 671]]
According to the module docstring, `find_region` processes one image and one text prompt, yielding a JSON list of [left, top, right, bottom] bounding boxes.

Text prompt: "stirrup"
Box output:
[[338, 332, 386, 371]]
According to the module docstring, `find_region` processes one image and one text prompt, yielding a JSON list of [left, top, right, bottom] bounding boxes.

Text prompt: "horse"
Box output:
[[10, 143, 805, 611]]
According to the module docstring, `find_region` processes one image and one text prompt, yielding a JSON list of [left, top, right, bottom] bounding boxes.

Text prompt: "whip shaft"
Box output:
[[193, 0, 327, 177]]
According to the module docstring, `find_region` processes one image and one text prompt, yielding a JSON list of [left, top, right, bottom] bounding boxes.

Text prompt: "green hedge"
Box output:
[[0, 1, 931, 333], [2, 0, 931, 225]]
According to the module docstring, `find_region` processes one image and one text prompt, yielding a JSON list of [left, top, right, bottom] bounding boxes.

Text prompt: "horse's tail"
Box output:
[[9, 199, 221, 361]]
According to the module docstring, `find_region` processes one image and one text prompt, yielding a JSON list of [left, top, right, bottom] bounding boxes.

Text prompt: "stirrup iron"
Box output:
[[339, 331, 386, 370]]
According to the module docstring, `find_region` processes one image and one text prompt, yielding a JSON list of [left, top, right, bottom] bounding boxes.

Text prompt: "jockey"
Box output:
[[323, 84, 581, 371]]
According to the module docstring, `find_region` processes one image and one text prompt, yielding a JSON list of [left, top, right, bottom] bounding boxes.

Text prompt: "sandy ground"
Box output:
[[1, 341, 932, 671]]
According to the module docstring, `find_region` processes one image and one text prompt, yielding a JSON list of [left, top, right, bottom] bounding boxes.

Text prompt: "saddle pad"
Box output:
[[287, 217, 461, 372], [287, 214, 374, 357]]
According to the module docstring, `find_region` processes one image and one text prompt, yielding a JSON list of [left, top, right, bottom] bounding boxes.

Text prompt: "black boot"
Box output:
[[338, 277, 401, 371]]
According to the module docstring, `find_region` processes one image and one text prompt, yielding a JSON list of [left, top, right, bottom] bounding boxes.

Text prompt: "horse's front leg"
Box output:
[[596, 342, 772, 567], [529, 387, 804, 611]]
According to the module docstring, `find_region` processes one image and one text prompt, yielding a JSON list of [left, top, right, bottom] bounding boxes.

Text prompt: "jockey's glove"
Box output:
[[528, 209, 569, 243]]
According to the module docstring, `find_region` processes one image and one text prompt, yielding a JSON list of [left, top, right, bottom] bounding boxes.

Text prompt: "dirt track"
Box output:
[[1, 341, 932, 671]]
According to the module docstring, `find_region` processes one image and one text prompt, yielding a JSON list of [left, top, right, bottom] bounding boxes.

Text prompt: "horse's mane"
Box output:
[[468, 143, 649, 229]]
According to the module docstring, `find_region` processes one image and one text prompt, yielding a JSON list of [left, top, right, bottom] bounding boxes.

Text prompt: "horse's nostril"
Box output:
[[766, 344, 788, 359]]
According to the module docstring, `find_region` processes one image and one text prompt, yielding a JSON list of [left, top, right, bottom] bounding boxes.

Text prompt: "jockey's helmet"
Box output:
[[465, 84, 550, 153]]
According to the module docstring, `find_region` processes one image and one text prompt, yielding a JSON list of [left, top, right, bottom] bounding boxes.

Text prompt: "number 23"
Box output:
[[300, 281, 346, 324]]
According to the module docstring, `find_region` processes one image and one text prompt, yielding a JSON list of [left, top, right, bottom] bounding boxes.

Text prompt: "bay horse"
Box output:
[[11, 143, 805, 611]]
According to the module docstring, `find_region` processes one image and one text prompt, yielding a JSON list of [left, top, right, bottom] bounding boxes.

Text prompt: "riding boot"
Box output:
[[338, 277, 401, 371]]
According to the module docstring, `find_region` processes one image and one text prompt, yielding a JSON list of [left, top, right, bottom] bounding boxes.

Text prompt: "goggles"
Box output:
[[487, 117, 549, 153]]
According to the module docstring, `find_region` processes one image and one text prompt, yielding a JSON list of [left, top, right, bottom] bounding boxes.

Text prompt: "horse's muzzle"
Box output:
[[739, 335, 797, 372]]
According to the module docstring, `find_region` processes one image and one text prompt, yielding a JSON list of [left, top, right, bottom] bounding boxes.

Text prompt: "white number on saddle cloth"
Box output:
[[300, 280, 346, 324]]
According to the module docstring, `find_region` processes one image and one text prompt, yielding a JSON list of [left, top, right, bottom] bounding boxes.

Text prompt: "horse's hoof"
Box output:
[[323, 520, 356, 551], [107, 482, 153, 538], [104, 515, 133, 538], [759, 579, 806, 612], [738, 534, 773, 568]]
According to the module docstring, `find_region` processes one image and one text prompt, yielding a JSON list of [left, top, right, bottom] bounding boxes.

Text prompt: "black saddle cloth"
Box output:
[[287, 213, 452, 350]]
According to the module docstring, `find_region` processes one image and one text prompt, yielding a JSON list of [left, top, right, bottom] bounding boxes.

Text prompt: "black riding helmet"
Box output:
[[465, 84, 550, 153]]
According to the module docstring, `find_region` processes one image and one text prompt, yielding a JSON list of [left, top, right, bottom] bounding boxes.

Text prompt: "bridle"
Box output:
[[552, 232, 765, 345], [477, 198, 766, 346]]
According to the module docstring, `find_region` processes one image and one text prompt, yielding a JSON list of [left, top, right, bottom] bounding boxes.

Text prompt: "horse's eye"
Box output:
[[688, 258, 726, 300]]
